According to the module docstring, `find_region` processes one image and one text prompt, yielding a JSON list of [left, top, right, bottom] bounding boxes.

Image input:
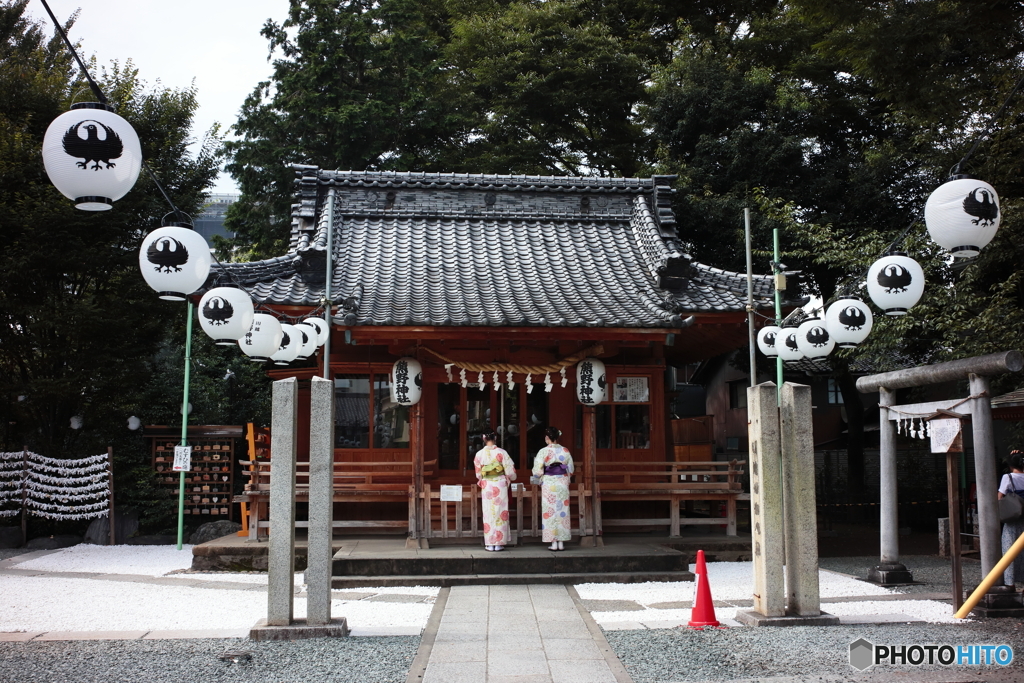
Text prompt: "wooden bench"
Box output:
[[234, 458, 436, 540], [596, 460, 747, 537]]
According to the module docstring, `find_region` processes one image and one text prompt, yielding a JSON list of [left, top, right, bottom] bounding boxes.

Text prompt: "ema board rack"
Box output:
[[146, 425, 244, 521]]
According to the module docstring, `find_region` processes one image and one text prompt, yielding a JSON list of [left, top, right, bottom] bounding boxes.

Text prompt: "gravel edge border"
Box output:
[[567, 584, 635, 683], [404, 586, 449, 683]]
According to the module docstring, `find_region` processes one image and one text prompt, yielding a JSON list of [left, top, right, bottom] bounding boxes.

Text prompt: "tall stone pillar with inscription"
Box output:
[[736, 381, 838, 626]]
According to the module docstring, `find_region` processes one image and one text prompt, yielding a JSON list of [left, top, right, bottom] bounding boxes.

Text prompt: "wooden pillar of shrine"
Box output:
[[580, 405, 602, 547], [408, 401, 426, 548]]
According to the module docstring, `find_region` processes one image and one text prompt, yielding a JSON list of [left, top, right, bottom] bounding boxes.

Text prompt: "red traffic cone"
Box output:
[[687, 549, 721, 629]]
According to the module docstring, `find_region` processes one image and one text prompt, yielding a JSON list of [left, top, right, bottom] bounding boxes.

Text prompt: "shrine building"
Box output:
[[212, 166, 787, 543]]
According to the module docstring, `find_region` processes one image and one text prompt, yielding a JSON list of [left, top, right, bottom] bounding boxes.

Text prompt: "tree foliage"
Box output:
[[0, 1, 229, 532]]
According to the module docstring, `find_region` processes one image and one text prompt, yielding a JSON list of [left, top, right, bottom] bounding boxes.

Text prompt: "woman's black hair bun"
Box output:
[[544, 426, 562, 441], [482, 431, 498, 443]]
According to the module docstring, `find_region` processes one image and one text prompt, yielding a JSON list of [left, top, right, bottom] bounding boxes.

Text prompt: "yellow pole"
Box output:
[[955, 529, 1024, 618]]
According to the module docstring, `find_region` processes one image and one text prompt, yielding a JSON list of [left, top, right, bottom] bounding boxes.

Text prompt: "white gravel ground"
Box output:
[[0, 545, 438, 634], [579, 560, 958, 627], [16, 545, 194, 577], [820, 599, 963, 624]]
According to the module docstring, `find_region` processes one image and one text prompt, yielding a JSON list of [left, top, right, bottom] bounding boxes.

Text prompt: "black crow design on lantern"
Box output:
[[838, 306, 867, 330], [280, 331, 291, 348], [414, 373, 423, 389], [785, 334, 799, 351], [763, 331, 777, 348], [202, 297, 234, 325], [806, 326, 830, 348], [877, 264, 913, 294], [62, 120, 124, 170], [962, 188, 999, 227], [146, 237, 190, 273], [598, 374, 607, 390]]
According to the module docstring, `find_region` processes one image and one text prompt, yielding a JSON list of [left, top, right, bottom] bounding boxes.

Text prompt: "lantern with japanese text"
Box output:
[[391, 357, 423, 406], [576, 358, 607, 405]]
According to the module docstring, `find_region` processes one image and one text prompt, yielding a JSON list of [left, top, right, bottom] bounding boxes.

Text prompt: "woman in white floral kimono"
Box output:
[[532, 427, 574, 551], [474, 432, 517, 551]]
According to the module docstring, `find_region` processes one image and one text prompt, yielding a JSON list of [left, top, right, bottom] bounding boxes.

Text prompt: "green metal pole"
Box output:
[[773, 228, 783, 405], [176, 300, 194, 550]]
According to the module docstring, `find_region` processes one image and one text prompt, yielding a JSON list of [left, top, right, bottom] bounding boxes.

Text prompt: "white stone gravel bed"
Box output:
[[577, 560, 962, 627], [15, 544, 195, 577], [0, 545, 438, 634]]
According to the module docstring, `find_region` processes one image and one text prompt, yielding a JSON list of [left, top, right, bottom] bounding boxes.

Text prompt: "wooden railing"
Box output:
[[417, 483, 594, 543], [597, 460, 746, 537], [236, 458, 436, 539]]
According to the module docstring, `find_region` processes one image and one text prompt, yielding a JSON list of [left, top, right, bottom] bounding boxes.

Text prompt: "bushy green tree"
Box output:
[[0, 1, 224, 533]]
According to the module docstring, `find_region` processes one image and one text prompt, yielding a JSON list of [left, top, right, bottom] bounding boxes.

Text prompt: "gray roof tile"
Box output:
[[210, 168, 778, 327]]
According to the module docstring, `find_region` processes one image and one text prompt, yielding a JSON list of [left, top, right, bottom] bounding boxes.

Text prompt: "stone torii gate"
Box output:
[[856, 351, 1023, 591]]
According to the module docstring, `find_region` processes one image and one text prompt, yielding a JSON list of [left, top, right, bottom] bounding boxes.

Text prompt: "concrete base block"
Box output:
[[968, 585, 1024, 617], [406, 537, 429, 549], [866, 563, 914, 585], [733, 610, 840, 627], [249, 618, 349, 641], [578, 536, 604, 548]]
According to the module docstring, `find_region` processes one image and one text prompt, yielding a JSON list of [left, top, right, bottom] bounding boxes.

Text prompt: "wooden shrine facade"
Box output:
[[217, 168, 784, 542]]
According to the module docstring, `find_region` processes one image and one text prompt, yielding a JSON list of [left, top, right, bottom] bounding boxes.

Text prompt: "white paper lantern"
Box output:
[[756, 325, 781, 358], [138, 226, 212, 301], [576, 358, 607, 405], [795, 316, 835, 359], [42, 103, 143, 211], [825, 298, 873, 348], [127, 415, 141, 431], [776, 328, 804, 363], [293, 323, 318, 360], [43, 102, 142, 209], [303, 317, 329, 346], [238, 313, 283, 362], [924, 177, 1000, 257], [198, 288, 254, 345], [391, 357, 423, 406], [867, 253, 925, 316], [272, 324, 301, 365]]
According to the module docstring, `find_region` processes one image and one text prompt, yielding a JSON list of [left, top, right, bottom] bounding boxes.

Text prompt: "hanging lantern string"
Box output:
[[41, 0, 189, 226], [39, 0, 106, 105], [422, 344, 604, 375], [40, 0, 269, 316], [776, 72, 1024, 324]]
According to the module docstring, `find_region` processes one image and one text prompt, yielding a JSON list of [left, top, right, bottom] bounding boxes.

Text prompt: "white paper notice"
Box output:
[[929, 418, 961, 454], [440, 485, 463, 502], [614, 377, 649, 402], [172, 446, 192, 472]]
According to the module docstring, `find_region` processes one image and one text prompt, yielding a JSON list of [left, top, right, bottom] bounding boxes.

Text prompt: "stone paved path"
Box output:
[[419, 584, 631, 683]]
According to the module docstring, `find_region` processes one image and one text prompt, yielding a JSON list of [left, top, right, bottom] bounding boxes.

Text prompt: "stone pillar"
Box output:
[[969, 373, 1001, 577], [867, 387, 912, 584], [267, 377, 298, 626], [780, 382, 821, 616], [746, 382, 784, 617], [968, 373, 1023, 615], [306, 376, 334, 626], [938, 518, 950, 558]]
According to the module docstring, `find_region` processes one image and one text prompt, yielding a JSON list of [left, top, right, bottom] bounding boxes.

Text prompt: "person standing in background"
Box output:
[[475, 431, 516, 551]]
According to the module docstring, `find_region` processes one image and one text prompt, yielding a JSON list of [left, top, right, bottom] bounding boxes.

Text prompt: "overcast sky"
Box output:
[[28, 0, 290, 193]]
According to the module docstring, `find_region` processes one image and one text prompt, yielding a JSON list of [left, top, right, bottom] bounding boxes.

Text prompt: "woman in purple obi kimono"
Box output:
[[531, 427, 575, 551]]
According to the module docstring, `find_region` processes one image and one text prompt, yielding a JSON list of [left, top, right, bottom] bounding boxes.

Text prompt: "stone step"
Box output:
[[330, 570, 695, 588], [330, 547, 690, 577]]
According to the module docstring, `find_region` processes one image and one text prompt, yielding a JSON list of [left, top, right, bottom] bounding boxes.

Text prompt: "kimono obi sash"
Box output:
[[544, 462, 569, 476], [480, 463, 505, 479]]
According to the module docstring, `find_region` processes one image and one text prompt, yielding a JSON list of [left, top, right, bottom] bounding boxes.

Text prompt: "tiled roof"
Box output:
[[210, 167, 779, 328]]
